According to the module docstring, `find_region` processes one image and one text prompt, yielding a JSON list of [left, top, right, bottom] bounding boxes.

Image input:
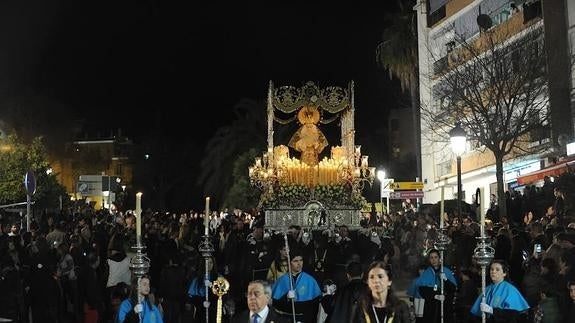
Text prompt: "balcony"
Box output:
[[442, 5, 542, 74]]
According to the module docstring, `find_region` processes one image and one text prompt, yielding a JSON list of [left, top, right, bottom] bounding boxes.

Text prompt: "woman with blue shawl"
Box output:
[[116, 275, 163, 323], [471, 259, 529, 322], [407, 249, 457, 323]]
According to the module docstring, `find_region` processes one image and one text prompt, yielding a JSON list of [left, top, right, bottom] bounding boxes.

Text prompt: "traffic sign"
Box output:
[[77, 175, 104, 196], [77, 181, 90, 194], [24, 170, 36, 195], [382, 179, 395, 192], [389, 191, 424, 199], [388, 181, 424, 190]]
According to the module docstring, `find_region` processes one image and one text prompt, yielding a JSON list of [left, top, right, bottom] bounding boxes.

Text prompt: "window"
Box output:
[[427, 2, 446, 27], [437, 160, 451, 177]]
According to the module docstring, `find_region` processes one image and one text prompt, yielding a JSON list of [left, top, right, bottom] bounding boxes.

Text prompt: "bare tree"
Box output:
[[422, 22, 550, 219]]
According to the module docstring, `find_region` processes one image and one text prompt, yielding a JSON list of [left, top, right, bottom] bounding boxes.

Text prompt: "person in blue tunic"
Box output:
[[187, 256, 219, 322], [407, 248, 457, 323], [471, 259, 529, 323], [116, 275, 163, 323], [272, 248, 322, 323]]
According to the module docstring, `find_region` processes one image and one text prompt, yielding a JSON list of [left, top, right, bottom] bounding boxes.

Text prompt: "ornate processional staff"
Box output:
[[212, 277, 230, 323], [434, 187, 450, 323], [130, 192, 150, 323], [199, 196, 215, 323], [283, 232, 297, 323], [473, 219, 494, 323]]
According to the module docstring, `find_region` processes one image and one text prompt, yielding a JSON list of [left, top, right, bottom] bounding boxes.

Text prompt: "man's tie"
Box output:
[[252, 313, 260, 323]]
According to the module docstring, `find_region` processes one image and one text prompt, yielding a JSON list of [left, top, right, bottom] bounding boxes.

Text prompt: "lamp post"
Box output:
[[376, 170, 387, 214], [449, 123, 466, 218], [107, 175, 111, 210]]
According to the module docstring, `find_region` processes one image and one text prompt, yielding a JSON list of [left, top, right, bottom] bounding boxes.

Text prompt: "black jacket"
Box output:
[[325, 278, 369, 323], [230, 306, 289, 323]]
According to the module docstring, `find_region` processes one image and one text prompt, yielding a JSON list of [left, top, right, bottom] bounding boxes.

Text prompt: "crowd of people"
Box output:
[[0, 177, 574, 323]]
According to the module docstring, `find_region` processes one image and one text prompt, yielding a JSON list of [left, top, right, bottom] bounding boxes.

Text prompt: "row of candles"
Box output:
[[249, 145, 373, 188]]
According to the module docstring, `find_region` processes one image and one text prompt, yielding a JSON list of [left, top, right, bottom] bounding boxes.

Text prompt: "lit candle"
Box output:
[[439, 186, 445, 229], [268, 147, 273, 165], [205, 197, 210, 236], [361, 156, 369, 168], [481, 207, 486, 237], [135, 192, 143, 242]]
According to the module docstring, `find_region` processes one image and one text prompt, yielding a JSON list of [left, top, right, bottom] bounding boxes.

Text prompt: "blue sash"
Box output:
[[272, 271, 321, 301], [470, 280, 529, 317], [187, 274, 215, 298], [407, 266, 457, 298], [117, 299, 164, 323]]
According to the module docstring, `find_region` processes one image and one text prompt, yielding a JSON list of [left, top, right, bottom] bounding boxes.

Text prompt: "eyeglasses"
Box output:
[[246, 291, 265, 298]]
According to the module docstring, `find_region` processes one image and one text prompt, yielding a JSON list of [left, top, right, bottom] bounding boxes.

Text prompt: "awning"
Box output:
[[516, 159, 575, 185]]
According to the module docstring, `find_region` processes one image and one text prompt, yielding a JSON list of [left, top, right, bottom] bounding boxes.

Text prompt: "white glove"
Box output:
[[434, 294, 445, 301], [134, 304, 143, 314], [287, 290, 296, 299], [204, 279, 212, 288], [440, 273, 447, 281], [480, 303, 493, 314], [327, 284, 337, 295]]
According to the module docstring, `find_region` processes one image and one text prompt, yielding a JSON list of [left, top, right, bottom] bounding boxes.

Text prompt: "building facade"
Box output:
[[51, 131, 134, 209], [414, 0, 574, 212]]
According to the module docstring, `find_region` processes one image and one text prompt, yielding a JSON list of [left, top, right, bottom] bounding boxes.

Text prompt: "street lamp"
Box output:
[[449, 123, 466, 217], [376, 170, 388, 214]]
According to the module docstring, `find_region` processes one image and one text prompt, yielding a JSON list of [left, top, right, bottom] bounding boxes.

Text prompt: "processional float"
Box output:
[[249, 81, 374, 231]]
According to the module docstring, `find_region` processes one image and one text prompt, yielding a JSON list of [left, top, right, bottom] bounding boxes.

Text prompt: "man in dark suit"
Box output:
[[323, 261, 369, 323], [232, 280, 288, 323]]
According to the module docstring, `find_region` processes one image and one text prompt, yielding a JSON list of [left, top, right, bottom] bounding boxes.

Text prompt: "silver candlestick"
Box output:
[[198, 234, 215, 323], [473, 234, 495, 323], [130, 237, 150, 278], [130, 239, 150, 323], [434, 228, 451, 323]]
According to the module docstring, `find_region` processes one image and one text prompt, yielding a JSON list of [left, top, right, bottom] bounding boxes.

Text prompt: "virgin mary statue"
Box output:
[[288, 105, 328, 166]]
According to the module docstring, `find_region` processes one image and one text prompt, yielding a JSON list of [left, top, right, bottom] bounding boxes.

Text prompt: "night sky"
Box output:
[[1, 1, 407, 208]]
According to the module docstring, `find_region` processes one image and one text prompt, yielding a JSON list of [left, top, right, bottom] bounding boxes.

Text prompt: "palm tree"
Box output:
[[197, 99, 268, 207], [376, 0, 421, 179]]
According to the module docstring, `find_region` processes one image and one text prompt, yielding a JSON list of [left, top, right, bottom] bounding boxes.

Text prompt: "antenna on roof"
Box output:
[[476, 5, 493, 31]]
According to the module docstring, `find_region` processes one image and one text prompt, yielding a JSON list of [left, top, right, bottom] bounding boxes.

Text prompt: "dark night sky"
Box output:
[[1, 1, 402, 137], [1, 1, 406, 207]]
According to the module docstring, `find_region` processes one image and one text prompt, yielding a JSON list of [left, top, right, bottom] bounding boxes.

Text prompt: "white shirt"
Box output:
[[249, 305, 269, 323]]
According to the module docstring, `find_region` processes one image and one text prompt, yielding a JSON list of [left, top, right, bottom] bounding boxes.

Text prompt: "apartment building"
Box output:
[[414, 0, 574, 210]]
